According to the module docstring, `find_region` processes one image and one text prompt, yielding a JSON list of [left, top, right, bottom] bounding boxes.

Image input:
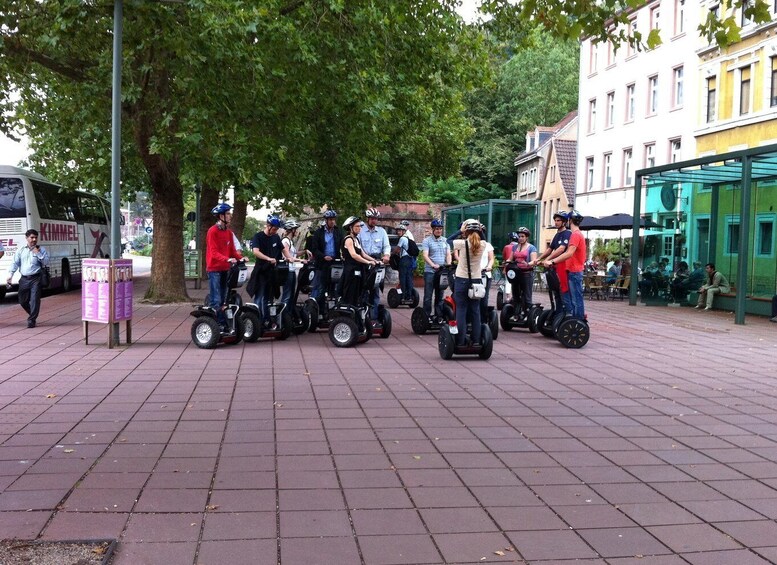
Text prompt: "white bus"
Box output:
[[0, 165, 115, 299]]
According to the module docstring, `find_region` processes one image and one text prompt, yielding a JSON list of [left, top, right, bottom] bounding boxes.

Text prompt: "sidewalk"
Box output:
[[1, 273, 777, 564]]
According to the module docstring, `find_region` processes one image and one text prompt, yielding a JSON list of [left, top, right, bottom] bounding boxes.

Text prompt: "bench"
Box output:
[[688, 285, 736, 309]]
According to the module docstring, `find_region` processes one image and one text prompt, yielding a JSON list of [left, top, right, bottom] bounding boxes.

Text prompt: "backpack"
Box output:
[[406, 238, 419, 257]]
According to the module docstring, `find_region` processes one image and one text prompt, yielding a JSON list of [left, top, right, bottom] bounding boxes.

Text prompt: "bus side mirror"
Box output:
[[186, 212, 197, 222]]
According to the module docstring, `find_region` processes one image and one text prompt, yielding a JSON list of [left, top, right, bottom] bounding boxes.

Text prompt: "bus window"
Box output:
[[77, 194, 106, 224], [0, 177, 26, 219], [32, 180, 76, 222]]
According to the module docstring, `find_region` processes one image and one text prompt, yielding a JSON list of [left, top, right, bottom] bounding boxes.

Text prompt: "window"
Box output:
[[673, 66, 684, 107], [708, 4, 720, 42], [648, 75, 658, 115], [589, 42, 598, 74], [588, 99, 597, 133], [674, 0, 685, 34], [670, 139, 682, 163], [627, 18, 637, 57], [603, 153, 612, 189], [706, 76, 717, 122], [645, 143, 656, 168], [550, 165, 556, 183], [626, 84, 635, 121], [606, 92, 615, 127], [741, 0, 753, 26], [739, 66, 751, 115], [623, 149, 633, 186], [755, 215, 775, 257], [725, 216, 740, 255], [607, 39, 615, 66], [586, 157, 595, 191], [771, 58, 777, 107], [650, 5, 661, 30]]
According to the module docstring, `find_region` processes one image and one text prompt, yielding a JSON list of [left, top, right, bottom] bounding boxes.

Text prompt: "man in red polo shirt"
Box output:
[[543, 210, 586, 319]]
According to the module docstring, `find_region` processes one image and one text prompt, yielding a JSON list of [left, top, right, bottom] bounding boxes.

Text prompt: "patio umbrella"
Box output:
[[580, 213, 660, 230]]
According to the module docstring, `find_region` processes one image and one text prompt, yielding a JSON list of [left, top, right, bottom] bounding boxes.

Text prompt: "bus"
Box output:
[[0, 165, 116, 299]]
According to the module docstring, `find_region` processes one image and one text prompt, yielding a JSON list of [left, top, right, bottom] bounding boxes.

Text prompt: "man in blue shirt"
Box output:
[[421, 219, 451, 316], [309, 210, 343, 303], [358, 208, 390, 317], [6, 229, 50, 328]]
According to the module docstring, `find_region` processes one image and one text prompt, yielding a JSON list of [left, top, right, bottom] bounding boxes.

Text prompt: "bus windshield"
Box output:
[[0, 178, 26, 219]]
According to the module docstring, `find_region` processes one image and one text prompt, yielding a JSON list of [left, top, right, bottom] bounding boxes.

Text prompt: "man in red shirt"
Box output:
[[206, 203, 244, 326], [543, 210, 586, 319]]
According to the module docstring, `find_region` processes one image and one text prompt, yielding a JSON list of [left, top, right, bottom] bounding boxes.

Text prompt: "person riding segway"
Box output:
[[281, 219, 311, 334], [328, 216, 384, 347], [541, 210, 589, 348], [500, 226, 542, 332], [191, 203, 249, 349], [412, 219, 453, 334], [438, 219, 493, 360], [532, 210, 571, 339], [387, 224, 420, 308], [306, 210, 344, 332]]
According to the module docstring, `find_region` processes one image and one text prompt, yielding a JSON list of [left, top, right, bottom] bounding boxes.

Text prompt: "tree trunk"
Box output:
[[231, 198, 247, 249], [198, 183, 219, 279]]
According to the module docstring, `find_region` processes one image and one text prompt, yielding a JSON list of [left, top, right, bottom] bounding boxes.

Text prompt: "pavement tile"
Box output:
[[682, 549, 773, 565], [507, 529, 599, 561], [420, 507, 499, 534], [407, 486, 479, 508], [646, 523, 741, 552], [471, 486, 544, 507], [280, 536, 360, 565], [616, 502, 702, 526], [0, 510, 49, 539], [433, 532, 515, 563], [0, 489, 67, 511], [280, 510, 353, 537], [576, 527, 671, 558], [133, 488, 209, 513], [202, 511, 276, 540], [344, 488, 414, 509], [208, 489, 276, 512], [713, 520, 777, 548], [61, 487, 140, 512], [359, 534, 442, 564], [553, 504, 637, 529], [42, 511, 129, 540], [351, 508, 427, 535], [123, 513, 203, 542], [680, 499, 766, 522], [112, 541, 198, 565]]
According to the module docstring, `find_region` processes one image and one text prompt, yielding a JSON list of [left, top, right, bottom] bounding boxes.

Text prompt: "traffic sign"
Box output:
[[145, 227, 153, 235]]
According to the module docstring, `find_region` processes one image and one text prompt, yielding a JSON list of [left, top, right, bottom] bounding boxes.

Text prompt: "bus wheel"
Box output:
[[61, 261, 72, 292]]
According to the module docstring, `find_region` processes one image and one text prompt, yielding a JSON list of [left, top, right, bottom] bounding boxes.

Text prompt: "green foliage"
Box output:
[[242, 216, 260, 243]]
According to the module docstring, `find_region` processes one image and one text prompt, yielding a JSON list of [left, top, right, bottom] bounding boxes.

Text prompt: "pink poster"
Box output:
[[82, 259, 111, 323], [97, 281, 110, 322], [82, 281, 99, 320]]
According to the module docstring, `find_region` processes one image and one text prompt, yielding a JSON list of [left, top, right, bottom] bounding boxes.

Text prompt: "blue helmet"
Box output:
[[508, 231, 519, 241], [568, 210, 584, 223], [430, 218, 443, 228], [553, 210, 569, 221], [211, 203, 232, 216], [266, 214, 282, 227], [323, 210, 337, 219]]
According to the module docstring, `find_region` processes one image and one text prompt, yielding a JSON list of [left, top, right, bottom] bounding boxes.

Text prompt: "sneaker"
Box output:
[[770, 316, 777, 323], [27, 320, 36, 328], [704, 306, 712, 311], [694, 305, 702, 309]]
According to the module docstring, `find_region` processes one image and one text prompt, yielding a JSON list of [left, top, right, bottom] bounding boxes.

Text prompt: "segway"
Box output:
[[499, 262, 542, 332], [387, 286, 420, 308], [369, 265, 392, 339], [553, 313, 590, 349], [288, 262, 313, 334], [329, 264, 386, 347], [191, 261, 251, 349], [534, 267, 589, 348], [411, 266, 454, 335], [438, 321, 493, 360], [244, 260, 295, 342], [306, 260, 344, 332]]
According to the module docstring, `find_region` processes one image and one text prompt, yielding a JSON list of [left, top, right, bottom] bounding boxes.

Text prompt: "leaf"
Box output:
[[412, 455, 422, 460], [63, 449, 75, 453], [494, 550, 505, 556], [45, 394, 57, 398], [205, 504, 219, 511]]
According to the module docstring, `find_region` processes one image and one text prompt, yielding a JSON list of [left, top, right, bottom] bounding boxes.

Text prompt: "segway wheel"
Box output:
[[411, 307, 429, 335], [438, 325, 455, 360], [552, 311, 567, 335], [556, 318, 590, 349], [278, 310, 293, 341], [387, 288, 400, 309], [305, 299, 319, 333], [329, 316, 358, 348], [191, 316, 221, 349], [496, 290, 504, 311], [489, 309, 499, 341], [500, 303, 515, 331], [479, 324, 493, 360], [241, 310, 262, 342], [411, 289, 420, 308], [363, 314, 373, 343], [528, 306, 542, 334], [379, 306, 392, 339], [292, 304, 310, 335], [441, 303, 454, 322], [538, 309, 555, 338]]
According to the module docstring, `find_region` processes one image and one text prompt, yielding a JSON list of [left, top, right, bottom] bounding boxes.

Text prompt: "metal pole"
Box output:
[[629, 174, 642, 305], [110, 0, 123, 345], [735, 157, 752, 325]]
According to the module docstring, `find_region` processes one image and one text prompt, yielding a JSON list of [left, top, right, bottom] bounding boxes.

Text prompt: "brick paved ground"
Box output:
[[1, 271, 777, 564]]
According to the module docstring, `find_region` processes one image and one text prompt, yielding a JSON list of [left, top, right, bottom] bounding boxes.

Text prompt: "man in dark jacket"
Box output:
[[309, 210, 343, 302]]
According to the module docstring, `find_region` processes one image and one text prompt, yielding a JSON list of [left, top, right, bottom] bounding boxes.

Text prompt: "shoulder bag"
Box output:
[[465, 241, 486, 299]]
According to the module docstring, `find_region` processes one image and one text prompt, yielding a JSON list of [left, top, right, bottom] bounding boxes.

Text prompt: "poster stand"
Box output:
[[82, 259, 133, 348]]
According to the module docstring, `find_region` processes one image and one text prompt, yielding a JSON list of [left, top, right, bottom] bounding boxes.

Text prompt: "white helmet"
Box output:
[[365, 208, 380, 218], [284, 219, 300, 230], [463, 218, 481, 232], [342, 216, 361, 230]]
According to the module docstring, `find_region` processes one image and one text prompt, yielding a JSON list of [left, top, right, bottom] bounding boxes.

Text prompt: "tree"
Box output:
[[1, 0, 487, 302]]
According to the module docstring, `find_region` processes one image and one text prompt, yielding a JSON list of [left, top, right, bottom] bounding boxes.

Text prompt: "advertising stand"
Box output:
[[82, 259, 133, 348]]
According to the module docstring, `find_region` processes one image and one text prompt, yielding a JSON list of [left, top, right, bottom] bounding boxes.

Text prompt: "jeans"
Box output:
[[253, 273, 272, 321], [399, 256, 414, 296], [513, 270, 533, 311], [18, 274, 43, 324], [567, 271, 585, 319], [281, 269, 297, 308], [423, 271, 441, 315], [207, 271, 229, 325], [454, 277, 481, 346]]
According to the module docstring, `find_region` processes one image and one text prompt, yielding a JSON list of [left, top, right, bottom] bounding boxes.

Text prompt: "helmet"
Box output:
[[365, 208, 380, 218], [284, 219, 300, 230], [552, 210, 569, 221], [430, 218, 443, 228], [517, 226, 531, 236], [399, 220, 410, 226], [395, 224, 406, 231], [508, 231, 519, 241], [342, 216, 361, 230], [568, 210, 584, 223], [463, 218, 481, 232], [211, 203, 232, 216], [323, 210, 337, 219], [266, 214, 282, 227]]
